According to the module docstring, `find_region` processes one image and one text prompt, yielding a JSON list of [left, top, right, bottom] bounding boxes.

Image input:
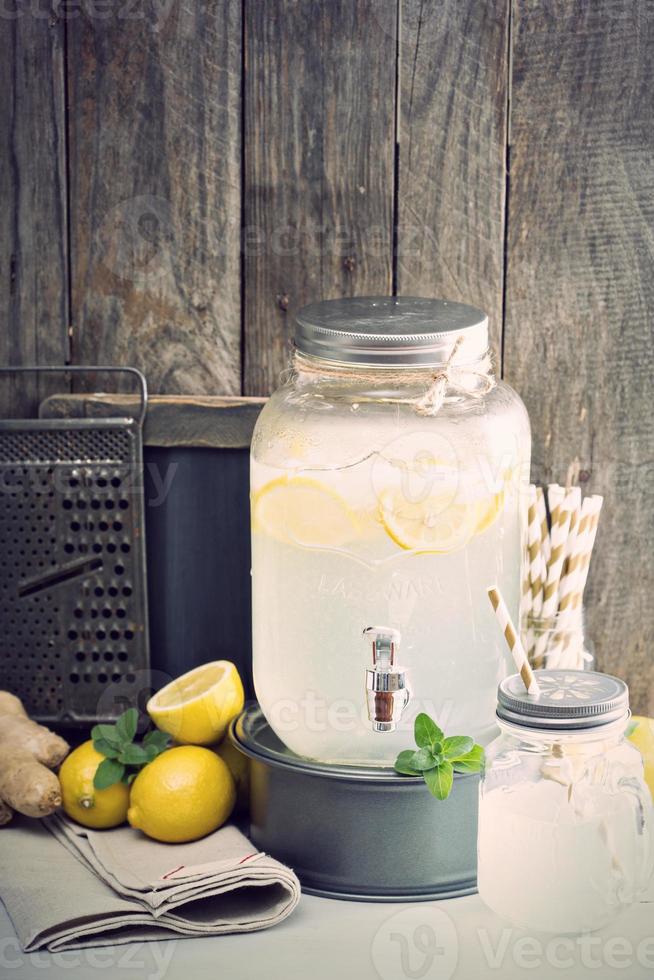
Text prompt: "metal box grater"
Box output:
[[0, 367, 150, 725]]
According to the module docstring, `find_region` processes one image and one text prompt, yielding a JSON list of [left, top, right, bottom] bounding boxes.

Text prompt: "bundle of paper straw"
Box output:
[[521, 478, 603, 670]]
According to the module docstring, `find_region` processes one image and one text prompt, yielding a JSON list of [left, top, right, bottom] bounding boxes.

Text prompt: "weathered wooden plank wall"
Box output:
[[505, 0, 654, 713], [243, 0, 397, 394], [67, 0, 242, 395], [1, 0, 652, 711], [0, 4, 69, 417], [397, 0, 508, 353]]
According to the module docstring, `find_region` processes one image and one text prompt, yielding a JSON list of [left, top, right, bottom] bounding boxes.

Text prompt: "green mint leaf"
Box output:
[[119, 743, 149, 766], [93, 737, 120, 760], [452, 744, 485, 774], [143, 743, 160, 762], [414, 713, 444, 749], [626, 720, 639, 738], [394, 750, 423, 776], [93, 758, 125, 790], [115, 708, 139, 743], [443, 736, 474, 760], [127, 771, 139, 785], [410, 747, 437, 771], [91, 724, 122, 748], [423, 761, 454, 800], [143, 729, 171, 751]]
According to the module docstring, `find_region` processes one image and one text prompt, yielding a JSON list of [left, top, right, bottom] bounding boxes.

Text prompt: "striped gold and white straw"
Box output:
[[532, 487, 576, 667], [527, 486, 545, 618], [536, 485, 551, 567], [520, 475, 603, 670], [488, 586, 541, 697], [568, 495, 603, 612]]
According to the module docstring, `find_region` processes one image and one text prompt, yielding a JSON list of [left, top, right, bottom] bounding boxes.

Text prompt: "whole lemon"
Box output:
[[59, 741, 130, 829], [628, 716, 654, 799], [127, 746, 236, 843]]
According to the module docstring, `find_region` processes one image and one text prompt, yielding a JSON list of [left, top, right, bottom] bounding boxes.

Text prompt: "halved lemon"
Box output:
[[147, 661, 244, 746], [252, 476, 360, 548], [379, 490, 477, 554]]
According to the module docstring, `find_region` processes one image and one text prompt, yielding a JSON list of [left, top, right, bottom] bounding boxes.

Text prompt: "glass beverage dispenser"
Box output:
[[251, 297, 530, 765]]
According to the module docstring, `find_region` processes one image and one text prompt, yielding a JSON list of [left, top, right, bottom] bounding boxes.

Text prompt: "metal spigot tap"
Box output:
[[363, 626, 410, 733]]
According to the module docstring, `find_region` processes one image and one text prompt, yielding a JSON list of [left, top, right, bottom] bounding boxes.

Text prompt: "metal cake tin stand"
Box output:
[[230, 704, 479, 902]]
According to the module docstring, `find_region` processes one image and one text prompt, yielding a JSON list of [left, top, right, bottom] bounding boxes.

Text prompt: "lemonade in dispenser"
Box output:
[[251, 297, 530, 765]]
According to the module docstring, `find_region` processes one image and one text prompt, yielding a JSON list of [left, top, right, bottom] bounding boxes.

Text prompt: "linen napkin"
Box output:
[[0, 814, 300, 951]]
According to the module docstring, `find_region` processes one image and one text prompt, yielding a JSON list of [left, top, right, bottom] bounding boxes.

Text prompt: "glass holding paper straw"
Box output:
[[477, 670, 653, 934], [521, 483, 602, 670]]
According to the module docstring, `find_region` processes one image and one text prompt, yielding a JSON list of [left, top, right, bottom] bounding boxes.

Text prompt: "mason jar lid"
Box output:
[[497, 670, 629, 731], [294, 296, 489, 367]]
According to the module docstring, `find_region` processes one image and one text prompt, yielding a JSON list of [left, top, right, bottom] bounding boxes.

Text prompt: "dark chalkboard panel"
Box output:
[[144, 446, 254, 698]]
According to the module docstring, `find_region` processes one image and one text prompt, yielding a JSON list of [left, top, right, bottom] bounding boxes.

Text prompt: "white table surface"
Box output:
[[2, 885, 653, 980]]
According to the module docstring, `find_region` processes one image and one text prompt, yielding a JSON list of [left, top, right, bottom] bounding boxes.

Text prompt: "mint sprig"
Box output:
[[394, 713, 484, 800], [92, 709, 171, 790]]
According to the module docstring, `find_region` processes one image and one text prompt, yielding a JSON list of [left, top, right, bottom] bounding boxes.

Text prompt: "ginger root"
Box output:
[[0, 692, 69, 824], [0, 691, 28, 717], [0, 715, 69, 769]]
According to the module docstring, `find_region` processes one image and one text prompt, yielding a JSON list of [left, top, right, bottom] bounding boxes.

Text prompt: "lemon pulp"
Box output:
[[147, 661, 244, 746]]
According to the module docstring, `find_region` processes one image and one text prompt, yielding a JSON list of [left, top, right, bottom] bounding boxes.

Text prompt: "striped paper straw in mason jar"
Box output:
[[488, 586, 541, 697]]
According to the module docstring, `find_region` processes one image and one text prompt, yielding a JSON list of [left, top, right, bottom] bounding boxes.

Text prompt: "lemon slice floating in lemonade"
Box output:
[[379, 481, 507, 554], [474, 465, 517, 535], [475, 487, 505, 535], [252, 476, 360, 548], [378, 490, 478, 554], [252, 470, 508, 555]]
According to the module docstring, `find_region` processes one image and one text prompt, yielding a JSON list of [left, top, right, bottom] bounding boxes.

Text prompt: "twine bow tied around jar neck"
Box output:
[[292, 335, 496, 416]]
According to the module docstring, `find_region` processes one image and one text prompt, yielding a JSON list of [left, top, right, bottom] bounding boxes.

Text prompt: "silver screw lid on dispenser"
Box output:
[[294, 296, 489, 367], [497, 670, 630, 731]]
